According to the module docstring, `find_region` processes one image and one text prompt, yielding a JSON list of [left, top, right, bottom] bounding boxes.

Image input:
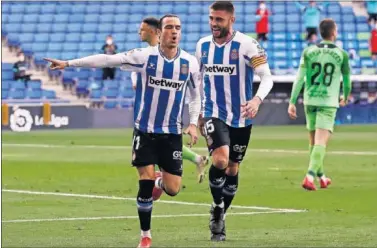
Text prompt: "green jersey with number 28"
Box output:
[[290, 41, 352, 108]]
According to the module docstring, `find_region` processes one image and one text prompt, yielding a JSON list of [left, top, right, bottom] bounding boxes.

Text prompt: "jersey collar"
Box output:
[[158, 45, 181, 63]]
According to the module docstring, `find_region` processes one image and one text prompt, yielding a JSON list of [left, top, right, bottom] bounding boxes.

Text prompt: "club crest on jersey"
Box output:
[[202, 51, 207, 58], [230, 49, 239, 60], [148, 62, 156, 69], [180, 64, 188, 75]]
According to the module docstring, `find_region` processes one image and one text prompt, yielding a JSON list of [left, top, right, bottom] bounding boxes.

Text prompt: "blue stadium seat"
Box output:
[[100, 14, 114, 23], [18, 34, 34, 43], [25, 4, 40, 14], [120, 100, 133, 108], [272, 14, 286, 23], [2, 4, 10, 13], [103, 80, 120, 90], [113, 14, 129, 25], [54, 14, 69, 23], [32, 43, 48, 53], [272, 23, 285, 33], [100, 4, 117, 14], [356, 16, 367, 23], [48, 43, 63, 52], [79, 43, 95, 52], [39, 14, 54, 23], [70, 14, 85, 23], [63, 43, 79, 52], [83, 24, 98, 33], [40, 4, 56, 14], [115, 4, 130, 14], [37, 24, 52, 33], [104, 89, 119, 99], [104, 101, 118, 109], [34, 34, 49, 43], [121, 89, 135, 98], [10, 5, 25, 14], [2, 72, 14, 81], [71, 4, 86, 14], [270, 33, 287, 41], [85, 14, 99, 23], [2, 63, 14, 70], [158, 4, 174, 14], [359, 41, 369, 49], [287, 14, 300, 23], [361, 59, 374, 68], [23, 14, 39, 23], [174, 3, 189, 14], [53, 23, 67, 33], [1, 80, 11, 90], [65, 34, 81, 43], [26, 90, 42, 99], [357, 24, 370, 32], [90, 89, 102, 100], [86, 4, 101, 14], [9, 90, 25, 99], [2, 90, 9, 99], [50, 33, 65, 43], [42, 90, 56, 99], [81, 33, 96, 42], [66, 24, 82, 33], [287, 23, 300, 33], [131, 3, 145, 14], [57, 3, 72, 14], [21, 24, 37, 33], [27, 80, 42, 90]]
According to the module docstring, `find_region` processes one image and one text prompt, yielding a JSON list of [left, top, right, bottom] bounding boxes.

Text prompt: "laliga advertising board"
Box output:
[[2, 105, 91, 132]]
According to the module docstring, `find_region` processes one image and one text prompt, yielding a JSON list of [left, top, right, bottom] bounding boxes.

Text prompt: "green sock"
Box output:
[[182, 145, 200, 164], [309, 145, 314, 156], [308, 145, 326, 176]]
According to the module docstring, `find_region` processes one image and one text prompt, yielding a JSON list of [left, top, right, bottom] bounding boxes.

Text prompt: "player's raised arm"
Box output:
[[341, 50, 352, 104], [44, 48, 147, 72]]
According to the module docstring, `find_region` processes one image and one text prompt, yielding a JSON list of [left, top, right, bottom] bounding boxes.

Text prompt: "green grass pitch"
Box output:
[[2, 125, 377, 247]]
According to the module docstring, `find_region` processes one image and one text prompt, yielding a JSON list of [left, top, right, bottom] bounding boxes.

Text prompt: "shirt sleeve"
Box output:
[[245, 38, 268, 69], [68, 48, 146, 72], [341, 50, 352, 101], [187, 57, 201, 126], [289, 49, 307, 104]]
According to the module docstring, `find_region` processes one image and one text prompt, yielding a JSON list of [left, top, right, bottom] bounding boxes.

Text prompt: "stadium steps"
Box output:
[[1, 43, 86, 104]]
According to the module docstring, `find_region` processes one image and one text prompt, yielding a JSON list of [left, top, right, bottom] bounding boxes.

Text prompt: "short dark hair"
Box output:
[[159, 14, 179, 29], [210, 1, 235, 14], [142, 17, 159, 29], [319, 18, 336, 39]]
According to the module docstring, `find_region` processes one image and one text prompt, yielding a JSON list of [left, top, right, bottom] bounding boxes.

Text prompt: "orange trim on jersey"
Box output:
[[251, 56, 267, 68]]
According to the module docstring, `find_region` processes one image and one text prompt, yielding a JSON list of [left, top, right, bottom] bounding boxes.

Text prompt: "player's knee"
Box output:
[[212, 154, 228, 169], [164, 185, 180, 197], [226, 163, 239, 176]]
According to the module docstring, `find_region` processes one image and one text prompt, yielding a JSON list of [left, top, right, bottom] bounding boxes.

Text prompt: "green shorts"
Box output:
[[304, 105, 337, 132]]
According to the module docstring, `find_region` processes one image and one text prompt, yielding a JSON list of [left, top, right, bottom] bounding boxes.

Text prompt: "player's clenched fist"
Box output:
[[241, 96, 262, 119], [288, 103, 297, 120], [184, 124, 198, 148], [44, 58, 69, 70]]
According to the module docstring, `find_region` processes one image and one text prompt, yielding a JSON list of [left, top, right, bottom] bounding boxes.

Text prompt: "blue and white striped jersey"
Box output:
[[196, 31, 267, 128], [121, 46, 200, 134]]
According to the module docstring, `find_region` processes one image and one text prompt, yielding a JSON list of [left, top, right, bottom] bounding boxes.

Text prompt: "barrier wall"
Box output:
[[1, 103, 375, 132]]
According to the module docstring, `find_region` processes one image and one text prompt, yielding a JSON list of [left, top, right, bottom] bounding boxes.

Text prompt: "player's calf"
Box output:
[[154, 171, 181, 198], [137, 180, 154, 245]]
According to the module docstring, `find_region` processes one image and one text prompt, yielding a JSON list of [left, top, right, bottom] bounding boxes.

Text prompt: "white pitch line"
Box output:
[[2, 189, 305, 213], [2, 210, 296, 224], [3, 143, 377, 156]]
